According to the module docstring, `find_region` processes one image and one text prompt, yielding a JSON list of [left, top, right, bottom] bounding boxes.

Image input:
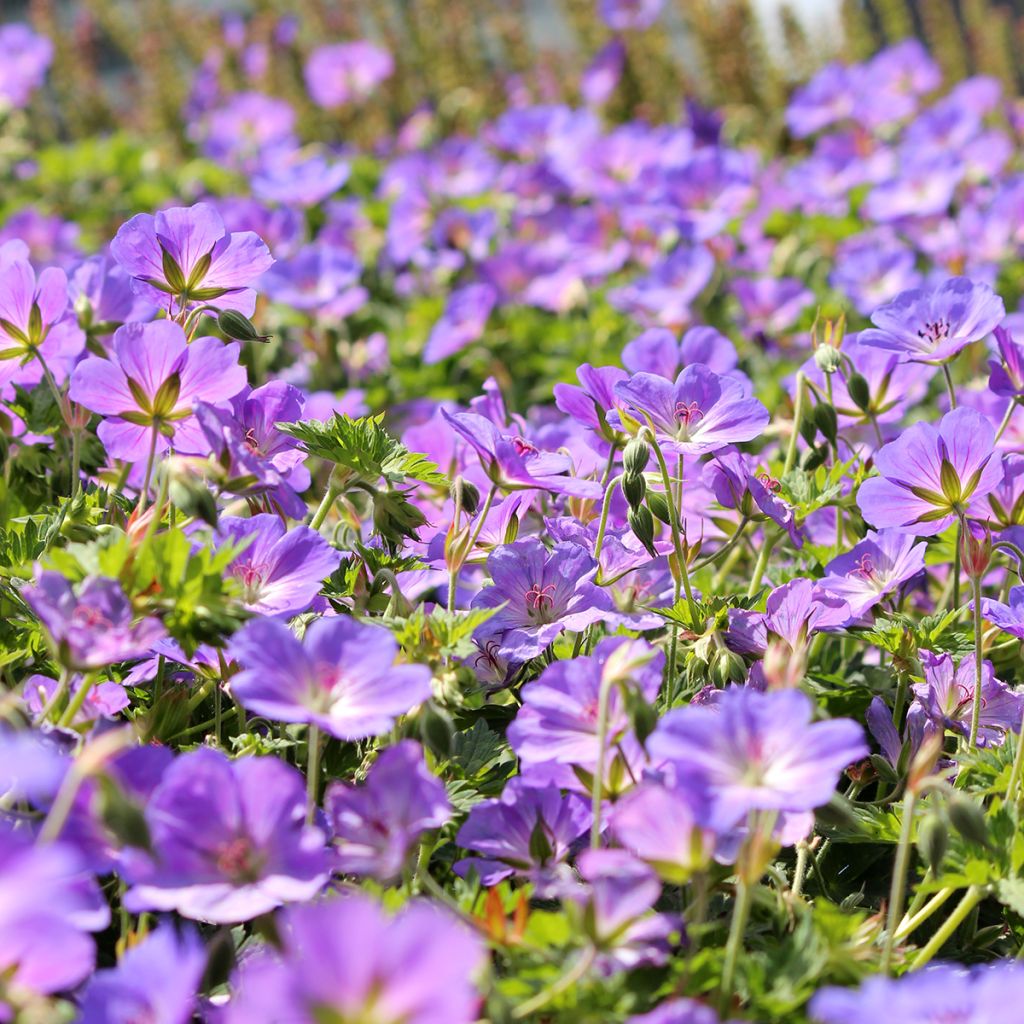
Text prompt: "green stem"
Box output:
[[792, 842, 810, 898], [718, 877, 753, 1016], [995, 398, 1018, 444], [589, 675, 616, 849], [911, 886, 986, 969], [465, 483, 498, 555], [138, 426, 159, 514], [746, 531, 780, 599], [310, 483, 341, 531], [968, 571, 984, 750], [306, 724, 321, 824], [512, 946, 596, 1020], [942, 364, 958, 410], [881, 789, 916, 974], [648, 436, 698, 624], [70, 427, 82, 499], [783, 372, 806, 476], [892, 669, 909, 728], [56, 673, 97, 728], [692, 517, 749, 572], [593, 474, 624, 565], [32, 667, 70, 726], [896, 885, 955, 940], [951, 520, 962, 612]]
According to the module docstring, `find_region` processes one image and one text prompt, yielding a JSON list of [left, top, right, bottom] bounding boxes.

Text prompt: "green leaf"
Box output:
[[453, 718, 506, 778]]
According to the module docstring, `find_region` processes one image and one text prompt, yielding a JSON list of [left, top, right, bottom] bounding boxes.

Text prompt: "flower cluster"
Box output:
[[2, 14, 1024, 1024]]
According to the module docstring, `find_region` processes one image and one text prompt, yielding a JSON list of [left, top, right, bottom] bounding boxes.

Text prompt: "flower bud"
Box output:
[[451, 477, 481, 517], [628, 505, 658, 557], [646, 490, 672, 525], [947, 793, 991, 849], [846, 372, 871, 411], [623, 437, 651, 477], [959, 521, 992, 581], [621, 471, 646, 509], [814, 345, 844, 374], [218, 309, 271, 343], [813, 402, 838, 446], [916, 812, 948, 872], [711, 648, 746, 686]]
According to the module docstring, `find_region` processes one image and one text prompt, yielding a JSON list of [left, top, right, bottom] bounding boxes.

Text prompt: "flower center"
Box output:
[[917, 318, 950, 346], [71, 605, 112, 629], [215, 836, 264, 883], [673, 401, 704, 440], [243, 427, 263, 454], [232, 561, 270, 602], [756, 471, 781, 494], [853, 553, 876, 580], [512, 436, 537, 456], [524, 582, 556, 619]]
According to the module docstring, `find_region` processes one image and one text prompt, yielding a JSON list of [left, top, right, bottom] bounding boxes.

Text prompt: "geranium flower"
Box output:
[[326, 741, 450, 881], [77, 927, 206, 1024], [614, 365, 769, 456], [912, 651, 1023, 747], [227, 616, 432, 740], [454, 778, 590, 889], [23, 572, 165, 671], [859, 277, 1004, 364], [817, 529, 927, 619], [304, 42, 394, 108], [857, 407, 1003, 535], [216, 515, 339, 618], [69, 320, 247, 462], [471, 539, 617, 660], [122, 749, 330, 923], [224, 895, 486, 1024], [648, 687, 867, 832], [110, 202, 273, 315]]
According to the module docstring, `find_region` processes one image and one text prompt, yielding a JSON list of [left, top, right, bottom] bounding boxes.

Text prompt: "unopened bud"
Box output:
[[947, 793, 991, 849], [646, 490, 672, 525], [451, 478, 481, 517], [628, 505, 658, 557], [621, 472, 646, 509], [813, 403, 838, 446], [916, 812, 949, 871], [959, 521, 992, 581], [623, 437, 651, 477], [218, 309, 271, 343], [814, 345, 844, 374], [846, 372, 871, 412]]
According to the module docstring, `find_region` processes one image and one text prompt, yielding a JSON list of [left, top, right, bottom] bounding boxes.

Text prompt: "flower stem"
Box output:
[[783, 372, 806, 476], [593, 474, 623, 565], [589, 674, 616, 850], [648, 435, 698, 624], [881, 789, 916, 974], [70, 427, 82, 498], [995, 398, 1018, 443], [718, 876, 753, 1016], [310, 483, 341, 531], [306, 724, 321, 825], [942, 364, 958, 410], [1008, 728, 1024, 805], [911, 885, 986, 969], [968, 571, 985, 750], [56, 673, 97, 728], [512, 946, 596, 1020], [745, 530, 780, 599], [895, 885, 955, 941], [138, 427, 159, 514]]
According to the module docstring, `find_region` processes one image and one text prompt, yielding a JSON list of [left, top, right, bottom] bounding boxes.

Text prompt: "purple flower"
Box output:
[[77, 927, 206, 1024], [228, 616, 432, 740], [980, 585, 1024, 640], [224, 895, 486, 1024], [649, 687, 867, 832], [23, 572, 165, 670], [866, 695, 935, 772], [830, 233, 923, 316], [817, 529, 927, 619], [621, 326, 739, 380], [443, 409, 603, 499], [733, 276, 812, 336], [252, 153, 350, 207], [810, 961, 1024, 1024], [785, 63, 858, 138], [110, 202, 274, 316], [608, 246, 715, 329], [704, 448, 799, 544], [195, 380, 310, 517], [609, 780, 715, 883], [0, 251, 84, 391], [859, 277, 1005, 364], [123, 748, 330, 923], [989, 324, 1024, 398], [554, 363, 630, 446], [570, 849, 679, 971], [195, 92, 297, 173], [455, 778, 590, 888], [69, 253, 154, 328], [614, 365, 768, 457], [423, 283, 497, 364], [259, 243, 365, 317], [0, 24, 53, 107], [326, 740, 450, 881], [508, 636, 663, 776], [857, 407, 1003, 535], [726, 578, 851, 657], [598, 0, 664, 31], [22, 673, 129, 723], [0, 825, 109, 1001], [630, 999, 737, 1024], [471, 539, 617, 660], [304, 42, 394, 108], [581, 39, 625, 107], [69, 320, 248, 461], [216, 515, 339, 618], [913, 651, 1023, 747]]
